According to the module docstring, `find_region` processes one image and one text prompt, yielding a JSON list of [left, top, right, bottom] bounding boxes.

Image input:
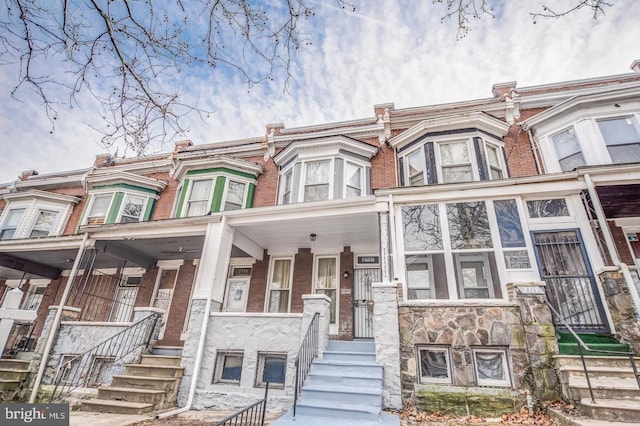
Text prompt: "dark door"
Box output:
[[353, 268, 380, 338]]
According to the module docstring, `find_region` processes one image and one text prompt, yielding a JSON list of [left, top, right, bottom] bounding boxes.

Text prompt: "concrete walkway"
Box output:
[[70, 411, 153, 426]]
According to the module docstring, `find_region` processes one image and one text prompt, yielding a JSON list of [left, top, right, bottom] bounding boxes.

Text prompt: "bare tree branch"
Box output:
[[530, 0, 612, 22]]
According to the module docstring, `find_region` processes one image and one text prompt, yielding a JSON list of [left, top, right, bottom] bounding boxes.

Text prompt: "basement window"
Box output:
[[256, 352, 286, 388], [472, 348, 512, 387], [214, 351, 244, 385], [417, 346, 452, 384]]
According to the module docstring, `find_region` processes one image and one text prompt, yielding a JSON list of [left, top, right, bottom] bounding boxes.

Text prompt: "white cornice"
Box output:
[[272, 135, 379, 166], [171, 155, 263, 181], [100, 156, 172, 175], [0, 234, 85, 252], [8, 169, 88, 190], [272, 123, 384, 145], [81, 216, 215, 239], [86, 170, 168, 192], [388, 111, 510, 149], [2, 189, 82, 204], [520, 84, 640, 130]]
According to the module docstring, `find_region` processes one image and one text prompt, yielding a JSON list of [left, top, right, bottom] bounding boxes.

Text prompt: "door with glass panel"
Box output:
[[353, 267, 380, 338], [314, 257, 338, 334], [532, 230, 609, 332], [152, 269, 178, 338]]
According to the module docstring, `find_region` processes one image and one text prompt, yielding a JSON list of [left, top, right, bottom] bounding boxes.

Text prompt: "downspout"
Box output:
[[29, 232, 89, 403], [387, 194, 399, 281], [526, 128, 543, 175], [584, 173, 640, 321], [156, 216, 228, 419]]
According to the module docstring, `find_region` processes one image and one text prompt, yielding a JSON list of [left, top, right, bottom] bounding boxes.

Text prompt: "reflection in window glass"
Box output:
[[552, 127, 586, 171], [406, 255, 432, 299], [486, 144, 503, 179], [597, 117, 640, 163], [494, 199, 525, 248], [345, 163, 362, 197], [440, 142, 472, 183], [120, 195, 145, 223], [220, 354, 243, 382], [315, 257, 337, 323], [224, 181, 245, 211], [304, 160, 330, 202], [459, 257, 491, 299], [407, 150, 425, 186], [30, 210, 59, 237], [527, 199, 569, 218], [474, 349, 510, 386], [87, 194, 112, 224], [402, 205, 442, 251], [0, 208, 26, 240], [447, 202, 492, 249], [419, 347, 451, 383]]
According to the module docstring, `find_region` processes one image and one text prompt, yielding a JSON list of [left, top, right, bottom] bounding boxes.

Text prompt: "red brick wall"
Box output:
[[157, 260, 196, 346], [135, 267, 159, 307], [291, 248, 313, 313], [31, 276, 63, 340], [247, 250, 269, 312], [505, 108, 548, 177], [252, 154, 280, 208], [148, 171, 177, 220], [338, 247, 354, 340], [371, 143, 398, 190], [609, 221, 635, 265]]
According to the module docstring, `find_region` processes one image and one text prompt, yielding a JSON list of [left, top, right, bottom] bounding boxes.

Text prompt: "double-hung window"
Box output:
[[223, 180, 246, 211], [120, 195, 146, 223], [597, 116, 640, 163], [484, 142, 504, 179], [86, 194, 113, 225], [345, 163, 362, 197], [407, 150, 425, 186], [267, 258, 292, 313], [439, 141, 472, 183], [0, 209, 26, 240], [304, 160, 331, 202], [552, 127, 586, 172], [186, 179, 213, 217], [30, 210, 59, 237]]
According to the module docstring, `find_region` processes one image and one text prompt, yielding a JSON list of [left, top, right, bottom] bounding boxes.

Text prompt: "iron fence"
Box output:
[[293, 312, 319, 418], [213, 383, 269, 426]]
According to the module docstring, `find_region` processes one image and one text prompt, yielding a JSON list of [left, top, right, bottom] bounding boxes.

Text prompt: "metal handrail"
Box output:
[[293, 312, 320, 419], [49, 312, 160, 402], [213, 382, 269, 426], [546, 302, 640, 403]]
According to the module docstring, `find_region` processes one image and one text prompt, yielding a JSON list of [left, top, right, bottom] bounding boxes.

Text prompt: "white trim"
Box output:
[[313, 254, 340, 334], [264, 257, 294, 314], [171, 155, 263, 181], [472, 347, 512, 387], [85, 170, 167, 192], [416, 345, 453, 384]]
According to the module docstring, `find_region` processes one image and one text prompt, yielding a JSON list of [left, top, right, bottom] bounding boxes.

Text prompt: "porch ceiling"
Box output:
[[597, 184, 640, 218]]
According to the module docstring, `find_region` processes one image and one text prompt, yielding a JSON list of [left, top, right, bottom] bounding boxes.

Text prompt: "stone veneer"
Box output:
[[598, 271, 640, 354]]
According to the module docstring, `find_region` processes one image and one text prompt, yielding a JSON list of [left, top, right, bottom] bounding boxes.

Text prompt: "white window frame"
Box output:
[[595, 115, 640, 164], [84, 192, 115, 225], [482, 139, 506, 180], [313, 255, 339, 333], [116, 193, 149, 223], [28, 209, 60, 238], [405, 148, 426, 186], [0, 208, 26, 240], [213, 351, 244, 385], [264, 257, 294, 313], [416, 346, 453, 384], [151, 267, 179, 338], [435, 139, 475, 184], [280, 169, 293, 204], [455, 253, 495, 299], [550, 126, 586, 172], [302, 159, 333, 202], [472, 347, 512, 387], [221, 179, 248, 211], [344, 161, 364, 198], [255, 352, 287, 389], [185, 178, 214, 217], [0, 196, 70, 240], [405, 254, 435, 300]]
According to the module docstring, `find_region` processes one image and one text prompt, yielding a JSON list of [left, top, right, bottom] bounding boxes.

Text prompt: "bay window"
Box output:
[[30, 210, 59, 237], [304, 160, 331, 202], [0, 209, 26, 240], [86, 194, 114, 225], [596, 116, 640, 163], [120, 195, 146, 223], [186, 179, 213, 217]]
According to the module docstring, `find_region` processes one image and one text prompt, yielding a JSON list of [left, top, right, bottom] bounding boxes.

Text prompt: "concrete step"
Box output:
[[310, 360, 382, 377], [302, 383, 382, 406], [139, 354, 182, 367], [567, 376, 640, 401], [124, 364, 184, 378], [559, 365, 640, 381], [323, 351, 377, 364], [80, 399, 154, 415], [580, 397, 640, 422], [271, 410, 400, 425], [97, 386, 166, 405], [294, 398, 381, 421], [110, 374, 180, 391], [555, 355, 640, 370], [0, 368, 30, 381], [306, 371, 382, 388], [327, 340, 375, 353], [0, 379, 20, 391], [0, 359, 32, 370]]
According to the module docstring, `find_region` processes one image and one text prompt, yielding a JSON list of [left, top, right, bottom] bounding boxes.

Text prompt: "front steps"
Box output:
[[80, 354, 183, 415], [556, 354, 640, 422], [0, 358, 31, 402], [272, 340, 399, 425]]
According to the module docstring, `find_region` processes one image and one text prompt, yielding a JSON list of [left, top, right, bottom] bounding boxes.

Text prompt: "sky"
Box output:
[[1, 0, 639, 184]]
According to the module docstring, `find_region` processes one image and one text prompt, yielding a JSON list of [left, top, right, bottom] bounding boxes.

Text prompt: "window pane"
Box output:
[[493, 200, 525, 248], [224, 181, 245, 210], [597, 117, 640, 146], [476, 351, 506, 381], [527, 199, 569, 218], [89, 195, 112, 217], [316, 258, 336, 289], [407, 150, 424, 186], [190, 180, 213, 200], [121, 195, 145, 222], [420, 349, 449, 380], [406, 255, 431, 299], [282, 171, 292, 204], [440, 142, 469, 165], [447, 202, 492, 249], [30, 210, 58, 238], [442, 165, 472, 183], [346, 163, 362, 197], [221, 355, 243, 381], [304, 185, 329, 202], [305, 160, 330, 184], [1, 208, 26, 240], [559, 152, 587, 171], [402, 205, 442, 251], [271, 259, 291, 289], [552, 127, 586, 171], [607, 144, 640, 164], [486, 145, 500, 168], [262, 356, 286, 384]]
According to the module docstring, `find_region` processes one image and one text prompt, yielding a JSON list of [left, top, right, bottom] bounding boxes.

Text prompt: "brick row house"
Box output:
[[1, 62, 640, 417]]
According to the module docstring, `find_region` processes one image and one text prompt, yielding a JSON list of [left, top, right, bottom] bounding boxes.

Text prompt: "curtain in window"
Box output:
[[475, 352, 505, 380], [440, 142, 471, 183], [316, 258, 336, 323], [224, 181, 245, 210], [269, 259, 291, 313], [89, 195, 112, 217], [187, 180, 212, 216], [304, 160, 330, 201], [30, 210, 59, 237]]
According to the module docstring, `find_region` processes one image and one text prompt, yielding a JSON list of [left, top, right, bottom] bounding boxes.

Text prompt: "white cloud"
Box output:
[[1, 0, 639, 184]]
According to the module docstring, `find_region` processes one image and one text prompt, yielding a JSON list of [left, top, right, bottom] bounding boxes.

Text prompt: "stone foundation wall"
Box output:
[[599, 271, 640, 354]]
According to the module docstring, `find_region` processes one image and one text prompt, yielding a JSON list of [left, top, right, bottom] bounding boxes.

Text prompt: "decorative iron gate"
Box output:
[[353, 268, 380, 338], [532, 230, 609, 333]]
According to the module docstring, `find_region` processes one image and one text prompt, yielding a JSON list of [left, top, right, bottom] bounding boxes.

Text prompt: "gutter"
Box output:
[[29, 233, 89, 403], [583, 173, 640, 322], [156, 216, 228, 419]]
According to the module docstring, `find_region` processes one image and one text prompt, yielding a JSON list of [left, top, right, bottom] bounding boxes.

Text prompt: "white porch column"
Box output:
[[372, 281, 402, 410], [0, 288, 37, 357]]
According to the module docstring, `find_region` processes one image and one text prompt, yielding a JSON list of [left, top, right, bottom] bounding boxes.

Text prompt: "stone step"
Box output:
[[580, 397, 640, 422], [554, 355, 640, 370], [0, 359, 32, 370], [140, 354, 182, 367], [271, 411, 401, 425], [323, 351, 377, 363], [302, 383, 382, 406], [0, 379, 20, 391], [294, 398, 381, 421], [327, 340, 375, 353], [97, 386, 166, 405], [559, 365, 640, 381], [566, 376, 640, 401], [110, 374, 180, 391], [306, 371, 382, 388], [80, 399, 154, 415], [310, 360, 382, 377], [124, 364, 184, 378], [0, 368, 30, 381]]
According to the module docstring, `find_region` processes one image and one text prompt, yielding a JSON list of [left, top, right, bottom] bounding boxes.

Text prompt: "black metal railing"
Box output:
[[49, 312, 160, 402], [213, 382, 269, 426], [293, 312, 319, 418], [547, 302, 640, 404]]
